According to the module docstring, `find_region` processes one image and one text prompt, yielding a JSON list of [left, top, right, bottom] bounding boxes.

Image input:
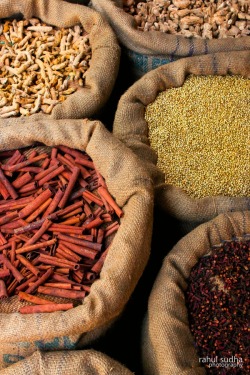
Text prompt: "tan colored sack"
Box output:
[[142, 210, 250, 375], [0, 0, 120, 120], [0, 119, 153, 369], [113, 50, 250, 229], [0, 349, 133, 375], [0, 350, 132, 375], [90, 0, 250, 79]]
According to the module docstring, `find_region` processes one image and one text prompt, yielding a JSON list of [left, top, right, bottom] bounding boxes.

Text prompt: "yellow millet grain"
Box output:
[[146, 75, 250, 199]]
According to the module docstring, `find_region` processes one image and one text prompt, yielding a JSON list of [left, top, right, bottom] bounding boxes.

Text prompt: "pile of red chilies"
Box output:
[[0, 145, 123, 314]]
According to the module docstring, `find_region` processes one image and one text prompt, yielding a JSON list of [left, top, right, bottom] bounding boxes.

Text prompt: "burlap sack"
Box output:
[[0, 349, 133, 375], [0, 119, 153, 369], [142, 210, 250, 375], [90, 0, 250, 79], [113, 50, 250, 230], [0, 0, 120, 120]]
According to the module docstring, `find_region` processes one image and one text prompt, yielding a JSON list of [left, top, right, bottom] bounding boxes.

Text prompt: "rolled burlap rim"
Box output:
[[113, 50, 250, 224]]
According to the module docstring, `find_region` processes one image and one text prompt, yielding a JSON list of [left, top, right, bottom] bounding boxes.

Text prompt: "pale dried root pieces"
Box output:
[[123, 0, 250, 38], [0, 18, 92, 117]]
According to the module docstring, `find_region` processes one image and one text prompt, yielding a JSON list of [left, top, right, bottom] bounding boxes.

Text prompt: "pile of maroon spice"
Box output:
[[185, 240, 249, 374], [0, 145, 123, 314]]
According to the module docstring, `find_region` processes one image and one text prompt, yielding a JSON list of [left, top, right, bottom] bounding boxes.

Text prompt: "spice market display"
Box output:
[[0, 145, 123, 314], [146, 74, 250, 199], [123, 0, 250, 38], [0, 0, 249, 374], [186, 239, 249, 374], [0, 18, 92, 117]]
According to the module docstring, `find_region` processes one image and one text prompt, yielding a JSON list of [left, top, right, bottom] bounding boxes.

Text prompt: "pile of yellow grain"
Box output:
[[146, 75, 250, 198]]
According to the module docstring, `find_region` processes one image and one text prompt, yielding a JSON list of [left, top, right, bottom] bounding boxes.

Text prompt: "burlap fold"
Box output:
[[113, 50, 250, 227], [90, 0, 250, 78], [0, 349, 134, 375], [142, 210, 250, 375], [0, 0, 120, 120], [0, 119, 153, 369]]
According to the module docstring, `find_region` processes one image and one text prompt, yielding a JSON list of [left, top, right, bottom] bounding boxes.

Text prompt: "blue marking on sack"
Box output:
[[3, 354, 25, 364], [152, 57, 171, 70], [34, 336, 76, 351], [35, 337, 60, 350], [171, 37, 180, 55], [63, 336, 77, 349], [127, 50, 148, 73], [126, 49, 179, 75], [204, 38, 208, 54], [188, 38, 195, 56]]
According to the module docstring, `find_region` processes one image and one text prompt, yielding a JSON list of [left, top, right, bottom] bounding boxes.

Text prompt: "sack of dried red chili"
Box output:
[[113, 50, 250, 233], [0, 119, 153, 369], [0, 0, 120, 120], [1, 349, 133, 375], [90, 0, 250, 79], [142, 210, 250, 375]]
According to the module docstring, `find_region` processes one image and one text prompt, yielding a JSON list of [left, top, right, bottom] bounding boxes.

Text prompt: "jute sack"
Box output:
[[0, 0, 120, 120], [113, 50, 250, 230], [0, 119, 153, 369], [141, 210, 250, 375], [90, 0, 250, 79], [0, 349, 133, 375]]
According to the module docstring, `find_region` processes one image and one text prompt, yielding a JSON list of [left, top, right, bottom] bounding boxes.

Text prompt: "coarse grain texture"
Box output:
[[146, 74, 250, 199]]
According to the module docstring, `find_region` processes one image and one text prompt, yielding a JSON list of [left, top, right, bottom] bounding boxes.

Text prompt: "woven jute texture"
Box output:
[[0, 119, 153, 369], [0, 349, 133, 375], [142, 210, 250, 375], [90, 0, 250, 78], [0, 0, 120, 121], [113, 50, 250, 228]]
